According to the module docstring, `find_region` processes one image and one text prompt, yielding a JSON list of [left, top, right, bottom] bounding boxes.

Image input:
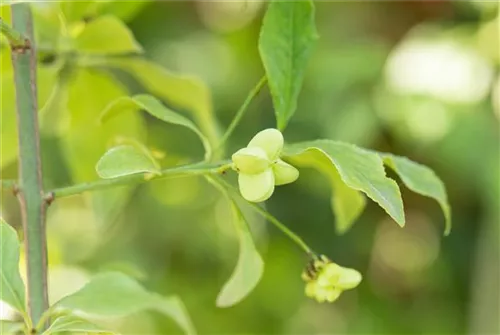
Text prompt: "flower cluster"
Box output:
[[231, 128, 299, 202], [302, 255, 362, 303]]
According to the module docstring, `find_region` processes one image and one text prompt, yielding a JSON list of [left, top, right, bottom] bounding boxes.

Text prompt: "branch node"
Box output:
[[44, 192, 55, 206], [12, 184, 20, 197], [11, 37, 31, 53], [1, 16, 30, 51]]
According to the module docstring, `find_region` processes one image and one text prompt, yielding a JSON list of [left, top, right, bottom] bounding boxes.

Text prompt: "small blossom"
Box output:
[[231, 128, 299, 202], [302, 255, 362, 303]]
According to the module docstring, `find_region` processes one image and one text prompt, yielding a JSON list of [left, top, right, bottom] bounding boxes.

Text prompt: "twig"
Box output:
[[0, 16, 29, 50], [48, 161, 232, 199], [10, 3, 48, 328], [214, 76, 267, 155], [213, 175, 313, 254]]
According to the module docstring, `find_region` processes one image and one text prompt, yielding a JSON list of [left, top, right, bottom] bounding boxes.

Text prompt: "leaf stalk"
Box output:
[[48, 161, 232, 199], [0, 16, 29, 49], [214, 76, 267, 155]]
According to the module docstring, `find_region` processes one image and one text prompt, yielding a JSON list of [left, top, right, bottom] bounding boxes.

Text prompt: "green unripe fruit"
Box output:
[[231, 128, 300, 202]]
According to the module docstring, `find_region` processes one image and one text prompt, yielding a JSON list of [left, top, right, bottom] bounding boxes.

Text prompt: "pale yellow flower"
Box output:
[[302, 255, 362, 303]]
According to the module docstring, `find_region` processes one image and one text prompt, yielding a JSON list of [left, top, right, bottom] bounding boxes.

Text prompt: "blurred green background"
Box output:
[[1, 1, 499, 334]]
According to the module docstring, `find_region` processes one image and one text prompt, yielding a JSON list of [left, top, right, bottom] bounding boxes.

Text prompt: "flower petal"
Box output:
[[336, 267, 362, 290], [305, 282, 317, 298], [273, 159, 299, 185], [232, 147, 270, 174], [325, 288, 342, 303], [238, 169, 275, 202], [317, 263, 342, 287], [247, 128, 284, 160]]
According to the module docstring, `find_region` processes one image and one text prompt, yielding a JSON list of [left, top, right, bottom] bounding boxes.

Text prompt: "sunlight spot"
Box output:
[[197, 0, 264, 33], [0, 301, 16, 321], [385, 37, 494, 104], [406, 100, 451, 142]]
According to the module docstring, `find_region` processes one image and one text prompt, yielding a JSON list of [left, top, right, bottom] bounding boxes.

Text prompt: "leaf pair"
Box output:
[[96, 94, 211, 179], [104, 57, 219, 147], [0, 219, 196, 335], [259, 1, 450, 235], [49, 272, 196, 335], [284, 140, 451, 234]]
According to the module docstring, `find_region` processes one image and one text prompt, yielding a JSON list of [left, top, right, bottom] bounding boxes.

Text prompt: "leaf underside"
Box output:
[[54, 272, 197, 335], [285, 140, 405, 229], [216, 203, 264, 308], [259, 0, 318, 130], [100, 94, 211, 159], [382, 154, 451, 235], [284, 140, 451, 234], [95, 144, 160, 179]]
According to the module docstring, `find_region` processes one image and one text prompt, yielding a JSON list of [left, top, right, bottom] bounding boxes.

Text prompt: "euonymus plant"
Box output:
[[0, 1, 451, 334]]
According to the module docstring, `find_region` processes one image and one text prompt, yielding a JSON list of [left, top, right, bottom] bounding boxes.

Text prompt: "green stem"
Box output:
[[48, 161, 232, 199], [214, 76, 267, 154], [0, 16, 28, 48], [213, 176, 313, 254], [10, 3, 49, 328], [248, 200, 313, 254]]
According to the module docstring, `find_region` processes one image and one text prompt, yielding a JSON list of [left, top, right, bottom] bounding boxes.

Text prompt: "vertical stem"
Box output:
[[10, 4, 49, 328]]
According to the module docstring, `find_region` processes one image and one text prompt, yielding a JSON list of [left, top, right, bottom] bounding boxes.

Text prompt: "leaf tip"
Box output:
[[215, 297, 231, 309], [443, 218, 452, 236]]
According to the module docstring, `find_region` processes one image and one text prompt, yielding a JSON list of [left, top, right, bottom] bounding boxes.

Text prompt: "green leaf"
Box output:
[[284, 140, 405, 228], [60, 67, 145, 242], [60, 1, 149, 23], [258, 0, 318, 130], [98, 1, 150, 22], [39, 71, 71, 136], [0, 218, 26, 315], [0, 320, 24, 335], [75, 15, 142, 54], [284, 147, 366, 233], [382, 154, 452, 235], [103, 57, 219, 146], [61, 1, 103, 22], [31, 3, 63, 51], [330, 174, 367, 234], [42, 315, 113, 335], [62, 67, 146, 182], [54, 272, 196, 335], [95, 145, 160, 179], [216, 201, 264, 307], [100, 94, 211, 159], [1, 65, 58, 168], [156, 296, 197, 335]]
